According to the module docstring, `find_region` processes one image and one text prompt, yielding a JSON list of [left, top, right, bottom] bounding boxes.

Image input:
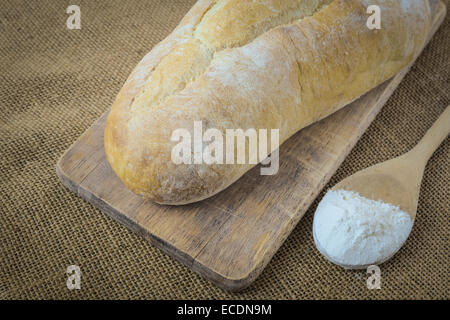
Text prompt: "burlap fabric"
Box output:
[[0, 0, 448, 299]]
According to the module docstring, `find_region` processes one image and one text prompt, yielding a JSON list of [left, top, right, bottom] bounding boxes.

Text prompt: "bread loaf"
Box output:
[[104, 0, 431, 205]]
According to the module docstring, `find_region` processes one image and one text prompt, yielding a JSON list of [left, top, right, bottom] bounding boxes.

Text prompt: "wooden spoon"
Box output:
[[314, 105, 450, 269]]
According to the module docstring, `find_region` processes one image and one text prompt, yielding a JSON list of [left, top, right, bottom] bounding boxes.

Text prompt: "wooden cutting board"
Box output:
[[57, 1, 446, 292]]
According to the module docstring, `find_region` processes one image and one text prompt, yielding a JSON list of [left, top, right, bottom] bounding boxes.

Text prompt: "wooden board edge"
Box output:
[[55, 109, 111, 189], [76, 182, 199, 268]]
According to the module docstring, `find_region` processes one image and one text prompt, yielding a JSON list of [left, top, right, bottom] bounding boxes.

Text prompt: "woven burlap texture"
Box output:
[[0, 0, 449, 299]]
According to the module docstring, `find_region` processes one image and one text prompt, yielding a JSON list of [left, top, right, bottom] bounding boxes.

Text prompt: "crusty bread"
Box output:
[[104, 0, 431, 205]]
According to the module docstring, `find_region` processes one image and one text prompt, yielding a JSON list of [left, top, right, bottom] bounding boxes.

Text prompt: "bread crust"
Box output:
[[105, 0, 431, 205]]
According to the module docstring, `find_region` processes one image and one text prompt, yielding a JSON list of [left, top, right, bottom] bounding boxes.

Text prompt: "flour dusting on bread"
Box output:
[[104, 0, 431, 204]]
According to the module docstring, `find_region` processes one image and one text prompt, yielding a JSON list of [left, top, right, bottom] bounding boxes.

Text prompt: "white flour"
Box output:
[[313, 189, 413, 267]]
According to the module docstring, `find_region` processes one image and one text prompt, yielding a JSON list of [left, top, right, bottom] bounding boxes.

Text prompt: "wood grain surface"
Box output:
[[56, 1, 446, 291]]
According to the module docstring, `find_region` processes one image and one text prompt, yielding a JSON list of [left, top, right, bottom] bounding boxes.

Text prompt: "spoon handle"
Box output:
[[409, 105, 450, 166]]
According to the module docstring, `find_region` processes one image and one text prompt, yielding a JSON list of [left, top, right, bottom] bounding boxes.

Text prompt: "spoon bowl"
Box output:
[[314, 105, 449, 269]]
